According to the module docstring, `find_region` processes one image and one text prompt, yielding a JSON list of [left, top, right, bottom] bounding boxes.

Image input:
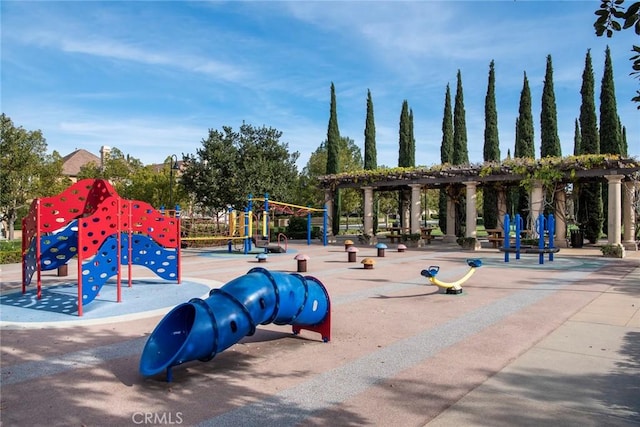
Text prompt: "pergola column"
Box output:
[[530, 180, 544, 236], [554, 188, 568, 247], [443, 188, 457, 243], [606, 175, 624, 246], [497, 187, 508, 230], [363, 186, 374, 239], [464, 181, 478, 238], [622, 180, 637, 250], [324, 189, 335, 241], [409, 184, 422, 234]]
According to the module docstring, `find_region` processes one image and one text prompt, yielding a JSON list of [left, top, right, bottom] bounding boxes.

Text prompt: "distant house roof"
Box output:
[[62, 149, 101, 177], [149, 160, 184, 174]]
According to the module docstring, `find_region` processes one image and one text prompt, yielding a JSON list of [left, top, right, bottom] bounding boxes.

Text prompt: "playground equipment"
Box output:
[[420, 259, 482, 294], [179, 194, 328, 254], [21, 179, 180, 316], [139, 267, 331, 381], [250, 194, 328, 250], [499, 213, 559, 264]]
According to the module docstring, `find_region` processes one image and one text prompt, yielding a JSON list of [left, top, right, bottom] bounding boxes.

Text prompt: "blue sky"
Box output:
[[2, 1, 638, 171]]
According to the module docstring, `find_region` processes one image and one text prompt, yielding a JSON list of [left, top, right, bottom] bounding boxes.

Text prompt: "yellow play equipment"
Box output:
[[420, 259, 482, 294]]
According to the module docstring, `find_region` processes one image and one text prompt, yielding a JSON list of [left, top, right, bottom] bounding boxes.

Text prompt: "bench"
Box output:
[[387, 235, 402, 244], [487, 237, 502, 248]]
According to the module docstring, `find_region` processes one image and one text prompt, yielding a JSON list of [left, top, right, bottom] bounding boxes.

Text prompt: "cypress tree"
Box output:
[[573, 119, 581, 156], [453, 70, 469, 165], [621, 124, 627, 156], [364, 89, 378, 232], [439, 85, 453, 233], [577, 49, 603, 243], [364, 89, 377, 170], [540, 55, 561, 158], [453, 70, 469, 235], [398, 100, 412, 167], [515, 72, 535, 159], [409, 108, 416, 166], [441, 85, 454, 164], [599, 46, 621, 156], [599, 47, 622, 233], [398, 100, 414, 229], [327, 82, 342, 236], [579, 50, 600, 155], [483, 60, 500, 229], [514, 72, 534, 218]]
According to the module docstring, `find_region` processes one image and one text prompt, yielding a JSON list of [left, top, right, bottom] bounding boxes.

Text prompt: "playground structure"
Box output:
[[139, 267, 331, 381], [420, 259, 483, 294], [181, 194, 328, 254], [21, 179, 181, 316], [499, 213, 560, 264]]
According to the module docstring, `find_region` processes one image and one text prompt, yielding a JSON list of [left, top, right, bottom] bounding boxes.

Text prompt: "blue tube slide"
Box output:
[[139, 267, 330, 380]]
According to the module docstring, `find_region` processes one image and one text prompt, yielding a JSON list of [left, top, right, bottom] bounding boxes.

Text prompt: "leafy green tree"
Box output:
[[180, 123, 299, 219], [540, 55, 561, 158], [439, 84, 453, 233], [577, 49, 603, 243], [594, 0, 640, 107], [235, 123, 299, 203], [483, 60, 500, 229], [0, 114, 69, 239], [326, 82, 341, 235]]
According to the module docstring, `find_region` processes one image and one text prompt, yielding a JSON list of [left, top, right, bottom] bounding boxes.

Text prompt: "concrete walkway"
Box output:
[[1, 239, 638, 426]]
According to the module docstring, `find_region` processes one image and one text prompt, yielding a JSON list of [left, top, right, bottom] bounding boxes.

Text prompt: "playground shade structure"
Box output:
[[139, 267, 331, 381], [21, 179, 180, 315]]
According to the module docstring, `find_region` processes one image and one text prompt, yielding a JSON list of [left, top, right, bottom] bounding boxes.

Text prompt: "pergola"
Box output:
[[318, 155, 640, 249]]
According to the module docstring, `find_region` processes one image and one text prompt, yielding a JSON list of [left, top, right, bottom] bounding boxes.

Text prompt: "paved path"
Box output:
[[1, 240, 638, 426]]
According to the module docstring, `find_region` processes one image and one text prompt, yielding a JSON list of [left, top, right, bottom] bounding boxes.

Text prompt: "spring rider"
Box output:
[[420, 259, 482, 294]]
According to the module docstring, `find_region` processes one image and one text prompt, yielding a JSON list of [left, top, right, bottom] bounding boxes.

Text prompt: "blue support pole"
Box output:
[[537, 214, 546, 265], [515, 214, 522, 260], [503, 214, 510, 263], [548, 214, 555, 262]]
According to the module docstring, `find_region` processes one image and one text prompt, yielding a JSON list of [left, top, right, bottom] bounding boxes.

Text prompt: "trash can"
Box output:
[[570, 229, 583, 248]]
